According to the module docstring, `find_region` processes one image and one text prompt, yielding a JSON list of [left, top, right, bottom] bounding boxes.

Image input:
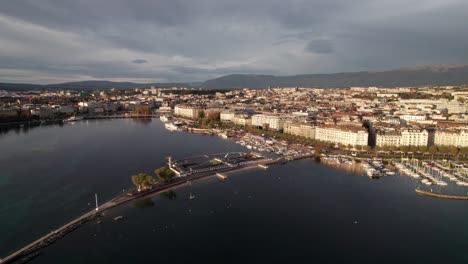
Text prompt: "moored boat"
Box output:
[[64, 116, 84, 122]]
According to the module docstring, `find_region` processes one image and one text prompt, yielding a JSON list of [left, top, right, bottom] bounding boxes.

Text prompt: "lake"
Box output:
[[1, 119, 467, 263]]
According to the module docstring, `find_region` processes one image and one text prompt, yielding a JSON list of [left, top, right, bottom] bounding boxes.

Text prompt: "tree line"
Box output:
[[131, 166, 176, 191]]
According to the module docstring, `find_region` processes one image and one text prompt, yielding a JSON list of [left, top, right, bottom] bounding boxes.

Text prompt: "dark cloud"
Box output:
[[0, 0, 467, 83], [304, 39, 334, 54], [132, 59, 148, 64]]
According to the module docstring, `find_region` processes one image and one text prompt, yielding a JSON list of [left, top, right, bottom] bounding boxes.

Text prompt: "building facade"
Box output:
[[283, 123, 316, 139], [315, 125, 368, 146], [434, 130, 468, 147], [251, 114, 286, 131], [174, 105, 201, 119], [375, 131, 402, 147], [400, 128, 428, 146]]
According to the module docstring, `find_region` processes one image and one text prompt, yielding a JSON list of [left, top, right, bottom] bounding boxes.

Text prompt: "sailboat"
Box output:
[[189, 193, 195, 200]]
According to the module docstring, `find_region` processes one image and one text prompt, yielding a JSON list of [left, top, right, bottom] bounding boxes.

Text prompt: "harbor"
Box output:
[[393, 158, 468, 187], [361, 159, 396, 179]]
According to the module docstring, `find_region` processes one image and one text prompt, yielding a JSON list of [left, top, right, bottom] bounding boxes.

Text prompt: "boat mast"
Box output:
[[95, 193, 99, 211]]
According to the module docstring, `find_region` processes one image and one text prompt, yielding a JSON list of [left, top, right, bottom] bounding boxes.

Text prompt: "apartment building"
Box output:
[[375, 130, 402, 147], [434, 130, 468, 147], [315, 125, 368, 146], [251, 114, 286, 131], [220, 111, 235, 122], [400, 128, 428, 146], [174, 105, 201, 119], [283, 123, 316, 139], [233, 115, 252, 126]]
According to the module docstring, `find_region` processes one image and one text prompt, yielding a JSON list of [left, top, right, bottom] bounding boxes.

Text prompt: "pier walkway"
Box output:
[[415, 189, 468, 200], [1, 154, 277, 264]]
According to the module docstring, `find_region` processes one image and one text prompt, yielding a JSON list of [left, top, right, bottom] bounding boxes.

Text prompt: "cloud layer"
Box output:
[[0, 0, 467, 84]]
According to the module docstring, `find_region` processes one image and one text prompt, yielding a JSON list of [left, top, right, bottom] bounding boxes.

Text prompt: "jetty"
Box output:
[[1, 152, 273, 264], [216, 173, 228, 180], [415, 188, 468, 200]]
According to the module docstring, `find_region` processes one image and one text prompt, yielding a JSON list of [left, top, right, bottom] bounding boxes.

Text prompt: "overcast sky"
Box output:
[[1, 0, 467, 84]]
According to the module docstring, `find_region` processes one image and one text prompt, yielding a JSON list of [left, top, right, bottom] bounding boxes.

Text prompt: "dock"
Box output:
[[415, 188, 468, 200], [216, 173, 228, 180]]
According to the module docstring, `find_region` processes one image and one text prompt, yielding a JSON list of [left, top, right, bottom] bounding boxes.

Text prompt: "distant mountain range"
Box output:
[[201, 64, 468, 89], [0, 81, 202, 91], [1, 64, 468, 91]]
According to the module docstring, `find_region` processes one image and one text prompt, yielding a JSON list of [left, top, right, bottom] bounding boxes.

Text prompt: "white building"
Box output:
[[315, 125, 368, 146], [174, 105, 201, 119], [399, 114, 426, 123], [376, 130, 402, 147], [434, 130, 468, 148], [251, 114, 286, 131], [284, 123, 316, 139], [220, 111, 235, 122], [233, 115, 252, 126], [401, 128, 428, 146]]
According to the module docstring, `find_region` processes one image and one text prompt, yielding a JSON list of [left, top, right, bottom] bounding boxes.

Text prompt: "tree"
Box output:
[[132, 105, 151, 115], [155, 166, 176, 182], [131, 173, 154, 191], [438, 146, 449, 154], [314, 146, 322, 156], [197, 109, 205, 119], [450, 146, 459, 155], [460, 147, 468, 155], [363, 145, 371, 153], [410, 145, 419, 153], [400, 146, 409, 153], [428, 145, 438, 154], [418, 146, 427, 153]]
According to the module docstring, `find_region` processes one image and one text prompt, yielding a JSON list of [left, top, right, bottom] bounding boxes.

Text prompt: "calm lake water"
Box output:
[[1, 119, 468, 263]]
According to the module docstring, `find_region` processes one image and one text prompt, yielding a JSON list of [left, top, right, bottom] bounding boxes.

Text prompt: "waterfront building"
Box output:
[[174, 105, 201, 119], [375, 130, 402, 147], [220, 111, 235, 122], [233, 115, 252, 126], [251, 114, 286, 131], [434, 129, 468, 147], [315, 125, 368, 146], [283, 123, 316, 139], [401, 128, 428, 146]]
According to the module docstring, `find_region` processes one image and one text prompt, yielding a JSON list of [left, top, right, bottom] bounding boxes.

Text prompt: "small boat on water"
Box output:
[[113, 216, 125, 221], [165, 122, 179, 131], [160, 115, 172, 122], [189, 193, 195, 200], [64, 116, 84, 122]]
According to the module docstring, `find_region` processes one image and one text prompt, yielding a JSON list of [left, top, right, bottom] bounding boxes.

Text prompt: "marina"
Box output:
[[393, 158, 468, 187], [359, 159, 396, 179]]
